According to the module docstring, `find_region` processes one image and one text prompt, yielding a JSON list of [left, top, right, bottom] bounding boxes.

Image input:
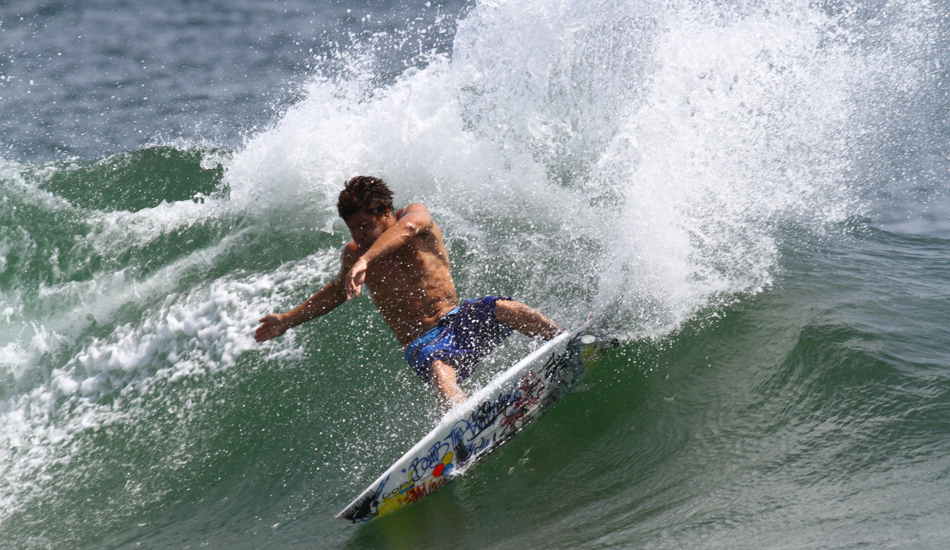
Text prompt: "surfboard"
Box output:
[[335, 326, 616, 523]]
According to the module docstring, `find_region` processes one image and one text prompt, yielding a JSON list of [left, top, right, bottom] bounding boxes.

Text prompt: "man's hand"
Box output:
[[346, 257, 368, 299], [255, 314, 289, 342]]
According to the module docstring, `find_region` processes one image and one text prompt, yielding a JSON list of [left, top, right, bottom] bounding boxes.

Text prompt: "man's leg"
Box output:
[[495, 300, 562, 340], [430, 359, 467, 411]]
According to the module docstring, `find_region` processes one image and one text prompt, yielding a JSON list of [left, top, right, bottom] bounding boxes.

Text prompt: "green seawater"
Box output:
[[1, 148, 948, 549], [3, 0, 950, 547]]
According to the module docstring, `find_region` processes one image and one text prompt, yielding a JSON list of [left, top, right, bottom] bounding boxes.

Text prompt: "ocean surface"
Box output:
[[2, 0, 949, 548]]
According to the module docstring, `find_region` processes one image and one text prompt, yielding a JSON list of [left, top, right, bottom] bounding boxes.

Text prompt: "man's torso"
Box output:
[[348, 212, 458, 346]]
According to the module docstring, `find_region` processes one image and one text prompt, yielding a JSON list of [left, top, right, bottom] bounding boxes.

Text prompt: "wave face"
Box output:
[[2, 0, 949, 548]]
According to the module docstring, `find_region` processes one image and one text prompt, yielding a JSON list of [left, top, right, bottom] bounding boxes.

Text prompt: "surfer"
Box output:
[[255, 176, 562, 409]]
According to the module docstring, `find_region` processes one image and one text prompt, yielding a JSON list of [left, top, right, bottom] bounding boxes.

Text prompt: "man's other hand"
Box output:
[[255, 314, 289, 342]]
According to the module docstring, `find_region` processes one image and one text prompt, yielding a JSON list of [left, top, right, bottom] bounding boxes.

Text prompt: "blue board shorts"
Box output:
[[404, 296, 514, 384]]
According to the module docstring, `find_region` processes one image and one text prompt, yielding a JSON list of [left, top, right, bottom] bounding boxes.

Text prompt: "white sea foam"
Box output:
[[0, 246, 338, 523]]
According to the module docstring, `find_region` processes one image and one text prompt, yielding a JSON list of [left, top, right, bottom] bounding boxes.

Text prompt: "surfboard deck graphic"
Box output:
[[336, 326, 616, 523]]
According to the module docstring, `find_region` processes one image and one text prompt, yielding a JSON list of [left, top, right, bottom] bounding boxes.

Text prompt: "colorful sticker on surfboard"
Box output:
[[336, 327, 616, 523]]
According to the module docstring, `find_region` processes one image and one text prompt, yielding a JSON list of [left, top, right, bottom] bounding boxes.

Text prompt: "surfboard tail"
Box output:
[[568, 327, 620, 368]]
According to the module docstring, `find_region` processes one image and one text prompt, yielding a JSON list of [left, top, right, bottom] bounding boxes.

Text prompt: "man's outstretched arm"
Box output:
[[255, 246, 356, 342]]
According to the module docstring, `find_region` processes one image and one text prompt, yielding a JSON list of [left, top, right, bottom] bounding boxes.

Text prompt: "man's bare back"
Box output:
[[255, 176, 560, 409]]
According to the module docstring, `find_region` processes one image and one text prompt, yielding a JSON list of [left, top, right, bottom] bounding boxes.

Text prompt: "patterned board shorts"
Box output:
[[403, 296, 514, 384]]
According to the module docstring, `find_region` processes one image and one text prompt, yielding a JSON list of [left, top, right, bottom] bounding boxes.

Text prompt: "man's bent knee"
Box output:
[[495, 300, 561, 340]]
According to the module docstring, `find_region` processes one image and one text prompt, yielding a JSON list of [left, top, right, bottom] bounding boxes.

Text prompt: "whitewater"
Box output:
[[2, 0, 949, 548]]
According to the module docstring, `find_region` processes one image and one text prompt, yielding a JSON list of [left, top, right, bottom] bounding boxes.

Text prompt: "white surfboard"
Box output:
[[336, 326, 615, 522]]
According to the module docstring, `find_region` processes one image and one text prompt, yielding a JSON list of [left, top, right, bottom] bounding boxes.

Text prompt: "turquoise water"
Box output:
[[2, 0, 949, 548]]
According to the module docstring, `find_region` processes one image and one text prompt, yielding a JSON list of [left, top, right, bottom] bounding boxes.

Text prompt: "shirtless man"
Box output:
[[255, 176, 561, 409]]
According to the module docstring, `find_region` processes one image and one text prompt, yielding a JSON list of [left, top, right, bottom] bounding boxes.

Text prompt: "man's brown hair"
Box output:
[[337, 176, 394, 220]]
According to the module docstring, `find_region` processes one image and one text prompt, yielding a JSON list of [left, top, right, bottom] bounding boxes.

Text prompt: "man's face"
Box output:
[[344, 210, 393, 248]]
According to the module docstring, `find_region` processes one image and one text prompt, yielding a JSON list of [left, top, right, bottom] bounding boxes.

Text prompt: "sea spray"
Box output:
[[229, 0, 887, 339], [0, 0, 944, 547], [588, 2, 868, 336]]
